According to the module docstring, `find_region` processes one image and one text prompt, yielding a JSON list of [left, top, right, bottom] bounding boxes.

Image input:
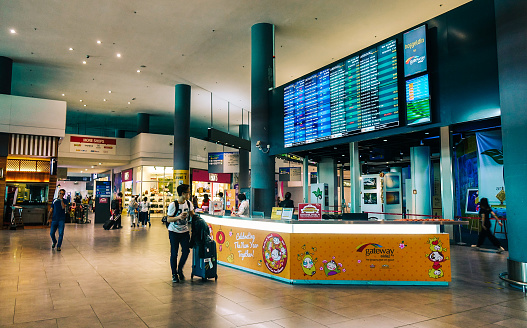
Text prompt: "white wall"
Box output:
[[0, 94, 66, 137], [58, 181, 90, 199]]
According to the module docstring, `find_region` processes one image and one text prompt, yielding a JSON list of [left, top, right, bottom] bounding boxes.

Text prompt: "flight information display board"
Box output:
[[406, 74, 431, 125], [284, 40, 399, 148]]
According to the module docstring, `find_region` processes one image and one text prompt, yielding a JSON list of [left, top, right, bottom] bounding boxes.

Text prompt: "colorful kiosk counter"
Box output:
[[201, 214, 465, 286]]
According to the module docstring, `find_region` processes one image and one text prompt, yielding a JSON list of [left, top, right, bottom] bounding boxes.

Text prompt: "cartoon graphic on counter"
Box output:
[[297, 245, 318, 276], [262, 233, 288, 274], [319, 256, 346, 276], [426, 237, 449, 279]]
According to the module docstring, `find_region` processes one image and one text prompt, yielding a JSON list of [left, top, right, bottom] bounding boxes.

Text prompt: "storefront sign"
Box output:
[[208, 152, 239, 173], [122, 169, 133, 182], [193, 169, 231, 184], [70, 136, 116, 155], [298, 203, 322, 220], [174, 170, 189, 185]]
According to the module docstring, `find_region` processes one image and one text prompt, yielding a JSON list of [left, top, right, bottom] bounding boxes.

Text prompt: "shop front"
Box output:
[[192, 169, 231, 208], [202, 214, 464, 285]]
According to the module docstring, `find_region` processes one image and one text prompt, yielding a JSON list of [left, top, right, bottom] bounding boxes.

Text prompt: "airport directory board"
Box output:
[[284, 40, 399, 148], [406, 74, 431, 125]]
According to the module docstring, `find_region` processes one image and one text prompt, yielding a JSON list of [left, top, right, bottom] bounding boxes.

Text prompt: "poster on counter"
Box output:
[[298, 203, 322, 220], [70, 136, 116, 155]]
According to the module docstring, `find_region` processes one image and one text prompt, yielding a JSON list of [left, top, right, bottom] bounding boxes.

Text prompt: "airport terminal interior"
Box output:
[[2, 0, 527, 327]]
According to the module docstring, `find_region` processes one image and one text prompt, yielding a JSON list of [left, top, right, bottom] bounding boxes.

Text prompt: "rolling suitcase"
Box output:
[[103, 218, 115, 230], [191, 240, 218, 281]]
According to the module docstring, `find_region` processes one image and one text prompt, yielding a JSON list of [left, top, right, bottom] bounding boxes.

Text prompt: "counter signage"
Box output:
[[271, 207, 283, 220], [70, 136, 117, 155], [281, 208, 294, 220], [298, 203, 322, 220]]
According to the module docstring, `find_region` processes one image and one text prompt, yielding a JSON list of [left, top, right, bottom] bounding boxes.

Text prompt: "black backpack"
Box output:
[[163, 200, 191, 228]]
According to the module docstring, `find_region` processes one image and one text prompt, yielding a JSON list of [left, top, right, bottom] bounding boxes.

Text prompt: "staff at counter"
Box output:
[[231, 193, 249, 217]]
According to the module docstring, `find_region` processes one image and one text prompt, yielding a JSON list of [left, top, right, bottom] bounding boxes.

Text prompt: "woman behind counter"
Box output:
[[232, 193, 249, 217]]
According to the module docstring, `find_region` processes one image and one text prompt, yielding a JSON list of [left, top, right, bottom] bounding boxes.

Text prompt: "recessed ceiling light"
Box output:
[[128, 101, 131, 104], [10, 29, 16, 34], [83, 104, 86, 107], [85, 168, 88, 171], [108, 90, 112, 93], [136, 70, 141, 73], [383, 139, 388, 142], [98, 163, 102, 165], [103, 99, 106, 101], [79, 99, 83, 102], [96, 40, 101, 44], [425, 132, 430, 135], [116, 53, 121, 58], [68, 47, 73, 51], [82, 61, 86, 64], [342, 154, 345, 157], [61, 94, 65, 96], [91, 166, 94, 168]]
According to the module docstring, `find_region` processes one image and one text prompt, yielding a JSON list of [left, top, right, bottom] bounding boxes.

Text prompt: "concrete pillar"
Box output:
[[440, 126, 455, 239], [303, 156, 309, 203], [174, 84, 191, 185], [349, 142, 361, 213], [114, 130, 125, 138], [318, 158, 338, 212], [137, 113, 150, 134], [495, 0, 527, 279], [250, 23, 275, 215], [0, 56, 13, 95], [410, 146, 432, 217], [239, 124, 250, 189]]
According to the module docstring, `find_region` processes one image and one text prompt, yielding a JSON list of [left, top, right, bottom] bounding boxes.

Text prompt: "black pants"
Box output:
[[169, 231, 190, 275], [477, 226, 502, 248]]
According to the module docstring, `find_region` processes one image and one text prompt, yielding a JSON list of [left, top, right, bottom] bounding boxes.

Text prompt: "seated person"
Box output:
[[279, 192, 294, 209], [201, 194, 210, 209], [231, 193, 249, 217]]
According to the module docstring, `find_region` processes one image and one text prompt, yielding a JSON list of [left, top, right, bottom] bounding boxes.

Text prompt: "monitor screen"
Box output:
[[406, 74, 431, 125], [284, 40, 399, 148], [404, 25, 427, 77]]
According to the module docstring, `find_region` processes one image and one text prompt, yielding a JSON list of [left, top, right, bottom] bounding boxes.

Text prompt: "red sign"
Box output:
[[70, 136, 117, 145], [298, 203, 322, 221], [122, 168, 133, 182], [98, 197, 108, 203]]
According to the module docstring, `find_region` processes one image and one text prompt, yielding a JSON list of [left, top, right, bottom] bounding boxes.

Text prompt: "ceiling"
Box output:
[[1, 0, 471, 138]]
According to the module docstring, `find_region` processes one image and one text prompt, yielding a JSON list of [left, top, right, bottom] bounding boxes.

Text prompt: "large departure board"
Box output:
[[284, 40, 399, 148]]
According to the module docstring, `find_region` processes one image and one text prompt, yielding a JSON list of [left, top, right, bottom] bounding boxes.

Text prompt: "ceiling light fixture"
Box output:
[[108, 90, 112, 93], [79, 99, 83, 102], [68, 47, 73, 51], [116, 53, 121, 58], [128, 101, 131, 104], [96, 40, 101, 44], [103, 99, 106, 101], [82, 61, 86, 64], [84, 104, 86, 107], [61, 94, 65, 96], [98, 163, 102, 165], [383, 139, 388, 142], [136, 70, 141, 73], [425, 132, 430, 135], [10, 29, 16, 34]]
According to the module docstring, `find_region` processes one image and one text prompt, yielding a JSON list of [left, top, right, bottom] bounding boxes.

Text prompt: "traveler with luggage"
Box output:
[[112, 192, 123, 229], [166, 184, 194, 283], [190, 214, 218, 281]]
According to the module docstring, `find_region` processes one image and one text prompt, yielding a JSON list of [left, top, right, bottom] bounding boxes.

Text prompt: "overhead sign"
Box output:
[[208, 152, 239, 173], [122, 168, 133, 182], [279, 167, 301, 182], [70, 136, 116, 155], [404, 25, 427, 77]]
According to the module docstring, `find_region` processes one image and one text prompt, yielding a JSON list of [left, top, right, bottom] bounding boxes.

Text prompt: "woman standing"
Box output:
[[471, 198, 506, 253]]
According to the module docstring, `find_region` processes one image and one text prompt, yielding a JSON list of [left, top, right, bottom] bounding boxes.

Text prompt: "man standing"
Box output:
[[48, 189, 68, 251], [111, 192, 123, 229], [166, 184, 194, 283]]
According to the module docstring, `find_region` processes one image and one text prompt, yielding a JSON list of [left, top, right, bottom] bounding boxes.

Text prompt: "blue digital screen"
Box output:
[[284, 40, 399, 148], [406, 74, 431, 125], [404, 25, 427, 77]]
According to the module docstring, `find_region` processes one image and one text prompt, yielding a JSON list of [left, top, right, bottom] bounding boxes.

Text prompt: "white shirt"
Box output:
[[236, 200, 249, 217], [167, 200, 194, 233], [140, 201, 150, 212]]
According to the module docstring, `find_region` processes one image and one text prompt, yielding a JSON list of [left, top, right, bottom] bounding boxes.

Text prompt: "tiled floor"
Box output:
[[1, 217, 526, 328]]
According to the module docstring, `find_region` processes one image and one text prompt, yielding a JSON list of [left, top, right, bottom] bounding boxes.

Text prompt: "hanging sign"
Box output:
[[208, 152, 239, 173], [70, 136, 116, 155]]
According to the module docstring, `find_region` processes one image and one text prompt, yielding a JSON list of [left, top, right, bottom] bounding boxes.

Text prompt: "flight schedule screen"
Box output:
[[284, 40, 399, 148]]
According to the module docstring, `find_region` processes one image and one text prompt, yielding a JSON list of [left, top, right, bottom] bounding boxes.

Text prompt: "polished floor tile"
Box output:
[[1, 217, 526, 328]]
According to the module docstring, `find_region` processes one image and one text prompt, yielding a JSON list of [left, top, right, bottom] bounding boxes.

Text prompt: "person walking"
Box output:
[[129, 195, 139, 227], [48, 188, 68, 251], [471, 197, 506, 253], [166, 184, 194, 283], [139, 196, 150, 227]]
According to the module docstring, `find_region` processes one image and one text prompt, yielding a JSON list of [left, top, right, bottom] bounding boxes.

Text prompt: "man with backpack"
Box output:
[[166, 184, 194, 283]]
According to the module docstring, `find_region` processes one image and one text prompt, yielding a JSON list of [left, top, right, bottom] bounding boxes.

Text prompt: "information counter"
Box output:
[[202, 214, 465, 286]]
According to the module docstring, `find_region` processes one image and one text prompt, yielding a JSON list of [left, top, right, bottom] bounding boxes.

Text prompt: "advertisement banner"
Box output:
[[404, 25, 427, 77], [298, 203, 322, 220], [173, 170, 189, 185], [121, 168, 133, 182], [476, 131, 504, 205], [70, 136, 116, 155]]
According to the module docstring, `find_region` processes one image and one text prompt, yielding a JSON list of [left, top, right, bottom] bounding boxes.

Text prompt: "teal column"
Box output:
[[174, 84, 191, 184], [495, 0, 527, 277], [0, 56, 13, 95], [410, 146, 432, 217], [239, 124, 250, 189], [318, 158, 338, 211], [250, 23, 275, 215], [303, 156, 309, 203], [137, 113, 150, 134], [349, 142, 361, 213]]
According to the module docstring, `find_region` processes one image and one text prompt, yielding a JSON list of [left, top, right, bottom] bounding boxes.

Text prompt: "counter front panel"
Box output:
[[204, 215, 451, 285]]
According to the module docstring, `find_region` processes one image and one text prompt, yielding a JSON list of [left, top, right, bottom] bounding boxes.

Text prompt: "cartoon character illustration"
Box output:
[[429, 268, 444, 278], [226, 253, 234, 263], [302, 253, 316, 276], [428, 251, 446, 263], [262, 233, 288, 274], [425, 237, 449, 279], [428, 237, 447, 252], [319, 257, 345, 276]]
